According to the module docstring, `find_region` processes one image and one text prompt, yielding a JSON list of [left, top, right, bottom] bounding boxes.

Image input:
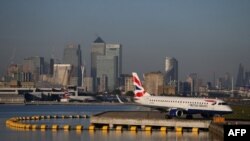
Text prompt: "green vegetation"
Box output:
[[225, 105, 250, 120], [125, 91, 134, 97]]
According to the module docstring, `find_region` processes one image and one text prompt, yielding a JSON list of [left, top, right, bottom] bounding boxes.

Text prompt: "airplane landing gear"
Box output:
[[186, 114, 193, 119]]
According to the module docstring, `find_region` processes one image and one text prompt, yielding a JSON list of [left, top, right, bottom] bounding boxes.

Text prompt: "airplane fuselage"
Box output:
[[135, 96, 232, 116]]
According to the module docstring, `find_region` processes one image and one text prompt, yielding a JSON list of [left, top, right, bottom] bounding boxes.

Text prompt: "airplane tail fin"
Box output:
[[132, 72, 151, 97]]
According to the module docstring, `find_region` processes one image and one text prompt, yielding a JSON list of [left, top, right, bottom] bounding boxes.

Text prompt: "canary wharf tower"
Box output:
[[63, 44, 82, 86]]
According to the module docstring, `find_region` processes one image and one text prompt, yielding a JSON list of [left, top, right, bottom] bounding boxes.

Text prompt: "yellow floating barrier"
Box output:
[[11, 122, 15, 127], [130, 126, 137, 131], [88, 125, 95, 130], [51, 124, 58, 130], [116, 126, 123, 131], [102, 125, 108, 130], [175, 127, 182, 132], [25, 124, 31, 129], [160, 127, 167, 132], [75, 125, 83, 130], [192, 128, 199, 133], [16, 123, 21, 128], [145, 126, 152, 131], [63, 125, 71, 130], [6, 114, 90, 131], [40, 124, 47, 130], [31, 124, 37, 129], [5, 120, 10, 125]]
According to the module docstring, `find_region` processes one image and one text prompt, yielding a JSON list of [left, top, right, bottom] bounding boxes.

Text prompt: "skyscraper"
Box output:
[[224, 72, 232, 90], [91, 37, 105, 78], [164, 57, 178, 85], [91, 37, 105, 91], [22, 56, 45, 81], [91, 37, 122, 92], [49, 58, 54, 76], [96, 55, 118, 92], [106, 44, 122, 78], [186, 73, 198, 96], [63, 44, 82, 86], [144, 72, 164, 95], [236, 63, 244, 87], [245, 71, 250, 86]]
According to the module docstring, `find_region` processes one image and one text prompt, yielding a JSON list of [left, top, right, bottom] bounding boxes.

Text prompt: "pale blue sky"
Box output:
[[0, 0, 250, 81]]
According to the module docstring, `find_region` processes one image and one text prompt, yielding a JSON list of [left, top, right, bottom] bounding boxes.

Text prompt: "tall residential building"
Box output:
[[144, 72, 164, 95], [224, 72, 232, 90], [245, 71, 250, 86], [98, 74, 108, 92], [53, 64, 72, 86], [4, 64, 21, 82], [215, 73, 232, 90], [91, 37, 105, 91], [22, 56, 45, 81], [96, 55, 118, 92], [49, 58, 54, 76], [186, 73, 198, 96], [106, 44, 122, 78], [83, 77, 93, 92], [122, 74, 133, 93], [236, 63, 244, 87], [164, 57, 178, 85], [63, 44, 82, 86]]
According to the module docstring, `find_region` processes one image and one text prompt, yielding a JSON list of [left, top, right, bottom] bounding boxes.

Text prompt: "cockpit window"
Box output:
[[218, 102, 228, 105]]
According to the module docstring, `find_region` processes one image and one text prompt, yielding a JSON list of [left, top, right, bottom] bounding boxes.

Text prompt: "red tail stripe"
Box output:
[[133, 76, 142, 86]]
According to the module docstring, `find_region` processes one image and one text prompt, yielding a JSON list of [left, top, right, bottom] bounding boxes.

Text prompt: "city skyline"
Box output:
[[0, 0, 250, 82]]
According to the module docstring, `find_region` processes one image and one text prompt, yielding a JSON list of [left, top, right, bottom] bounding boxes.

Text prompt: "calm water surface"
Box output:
[[0, 104, 219, 141]]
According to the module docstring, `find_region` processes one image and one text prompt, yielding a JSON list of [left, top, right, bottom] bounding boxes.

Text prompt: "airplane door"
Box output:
[[147, 97, 152, 105]]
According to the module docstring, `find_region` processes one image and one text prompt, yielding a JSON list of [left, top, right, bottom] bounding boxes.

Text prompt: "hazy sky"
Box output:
[[0, 0, 250, 82]]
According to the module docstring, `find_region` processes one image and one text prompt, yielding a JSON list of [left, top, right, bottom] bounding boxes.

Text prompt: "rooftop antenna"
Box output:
[[231, 77, 234, 97]]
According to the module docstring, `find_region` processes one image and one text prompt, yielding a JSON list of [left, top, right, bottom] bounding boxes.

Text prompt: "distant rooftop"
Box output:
[[94, 37, 105, 43]]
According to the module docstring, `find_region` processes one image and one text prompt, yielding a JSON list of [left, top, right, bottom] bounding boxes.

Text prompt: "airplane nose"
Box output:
[[227, 106, 233, 113]]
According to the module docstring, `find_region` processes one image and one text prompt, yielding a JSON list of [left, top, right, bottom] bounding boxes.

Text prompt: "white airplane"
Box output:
[[132, 72, 233, 118]]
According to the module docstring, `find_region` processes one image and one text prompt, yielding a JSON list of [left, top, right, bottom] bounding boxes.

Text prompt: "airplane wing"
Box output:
[[116, 95, 124, 104]]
